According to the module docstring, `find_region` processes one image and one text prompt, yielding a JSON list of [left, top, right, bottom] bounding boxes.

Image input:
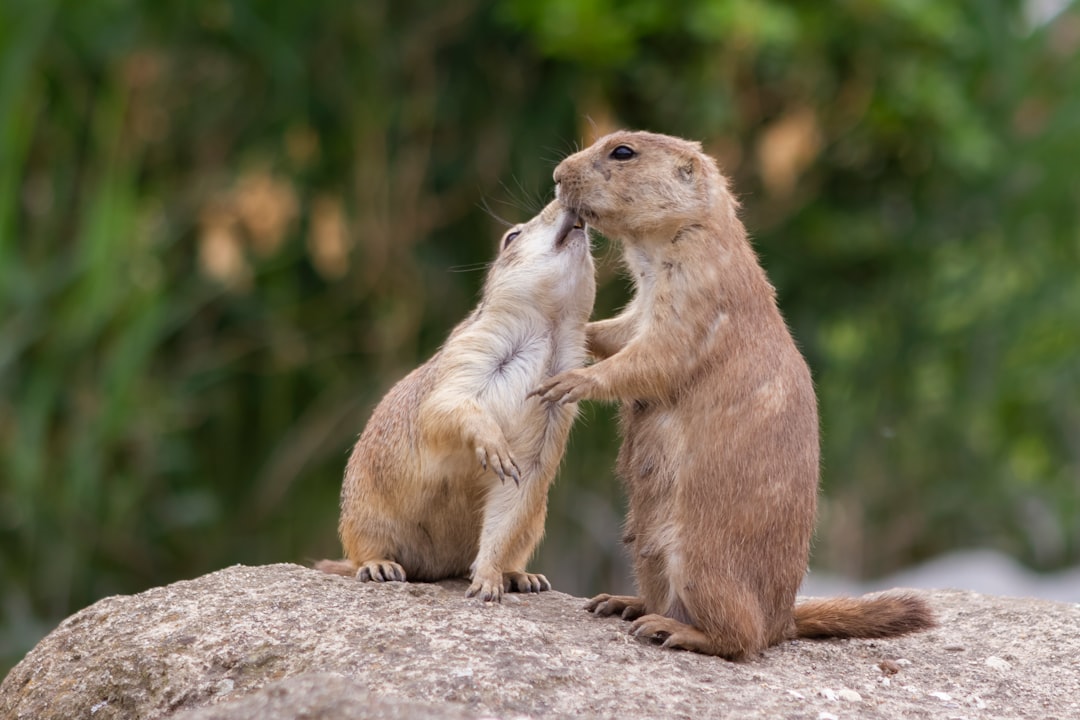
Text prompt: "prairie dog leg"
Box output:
[[426, 397, 521, 485], [587, 314, 638, 360], [339, 526, 407, 582], [467, 473, 549, 602]]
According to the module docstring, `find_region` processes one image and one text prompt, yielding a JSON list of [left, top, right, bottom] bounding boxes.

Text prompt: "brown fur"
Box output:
[[318, 201, 595, 601], [535, 131, 934, 658]]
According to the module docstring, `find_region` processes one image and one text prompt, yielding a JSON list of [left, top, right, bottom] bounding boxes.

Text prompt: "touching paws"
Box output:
[[530, 368, 599, 405]]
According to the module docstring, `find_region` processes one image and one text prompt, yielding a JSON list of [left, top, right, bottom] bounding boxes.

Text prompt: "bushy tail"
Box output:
[[794, 591, 936, 640], [314, 559, 357, 577]]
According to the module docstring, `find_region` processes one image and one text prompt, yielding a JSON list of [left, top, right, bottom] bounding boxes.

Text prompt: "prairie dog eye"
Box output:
[[503, 230, 522, 248], [609, 145, 636, 161]]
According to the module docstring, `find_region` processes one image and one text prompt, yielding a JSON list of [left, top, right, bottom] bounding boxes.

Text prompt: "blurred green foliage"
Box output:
[[2, 0, 1078, 675]]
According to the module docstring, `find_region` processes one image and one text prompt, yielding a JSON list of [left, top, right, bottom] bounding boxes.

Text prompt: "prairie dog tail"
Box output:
[[793, 592, 935, 639], [315, 559, 357, 577]]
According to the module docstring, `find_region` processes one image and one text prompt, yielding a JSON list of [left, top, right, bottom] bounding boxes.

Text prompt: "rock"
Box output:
[[167, 674, 481, 720], [2, 564, 1080, 719], [837, 688, 862, 702]]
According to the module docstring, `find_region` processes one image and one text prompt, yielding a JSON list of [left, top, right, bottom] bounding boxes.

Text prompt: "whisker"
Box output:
[[447, 261, 493, 274], [477, 196, 515, 228], [496, 179, 536, 216], [511, 175, 543, 214], [584, 114, 599, 139]]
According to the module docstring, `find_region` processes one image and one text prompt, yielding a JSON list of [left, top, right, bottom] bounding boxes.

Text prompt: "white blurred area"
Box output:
[[801, 549, 1080, 603]]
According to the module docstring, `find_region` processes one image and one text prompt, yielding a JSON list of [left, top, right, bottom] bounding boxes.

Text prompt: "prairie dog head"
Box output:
[[554, 130, 730, 242], [482, 200, 596, 321]]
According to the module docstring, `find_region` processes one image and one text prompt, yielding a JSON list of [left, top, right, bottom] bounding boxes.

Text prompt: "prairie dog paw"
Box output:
[[629, 614, 711, 652], [584, 594, 646, 620], [356, 561, 406, 583], [475, 438, 521, 486], [465, 567, 505, 603], [504, 571, 552, 594], [530, 368, 598, 404]]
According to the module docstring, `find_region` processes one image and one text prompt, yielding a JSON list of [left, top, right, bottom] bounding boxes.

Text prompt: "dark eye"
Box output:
[[503, 230, 521, 248], [609, 145, 636, 161]]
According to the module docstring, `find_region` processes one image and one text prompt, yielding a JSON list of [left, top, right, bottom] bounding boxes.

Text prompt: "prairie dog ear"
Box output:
[[676, 153, 700, 184]]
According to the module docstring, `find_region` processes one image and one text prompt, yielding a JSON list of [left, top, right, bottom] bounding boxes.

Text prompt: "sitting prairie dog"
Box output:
[[317, 200, 595, 601], [534, 131, 934, 658]]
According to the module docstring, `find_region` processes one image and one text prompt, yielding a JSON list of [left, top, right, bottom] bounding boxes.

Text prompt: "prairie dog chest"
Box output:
[[479, 329, 552, 415], [476, 324, 580, 437]]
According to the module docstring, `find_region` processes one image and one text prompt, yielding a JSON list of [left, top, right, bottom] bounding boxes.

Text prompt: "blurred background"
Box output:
[[2, 0, 1078, 676]]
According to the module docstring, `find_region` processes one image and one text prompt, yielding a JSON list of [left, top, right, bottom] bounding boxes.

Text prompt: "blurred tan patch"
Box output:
[[121, 50, 163, 92], [1013, 96, 1052, 138], [580, 94, 621, 145], [1050, 11, 1080, 58], [122, 50, 170, 146], [307, 194, 351, 280], [286, 124, 320, 168], [756, 107, 822, 197], [198, 207, 251, 291], [234, 170, 299, 257], [706, 135, 743, 176]]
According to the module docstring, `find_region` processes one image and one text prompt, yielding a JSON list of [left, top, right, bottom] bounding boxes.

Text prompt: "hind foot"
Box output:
[[504, 571, 551, 594], [585, 594, 646, 620], [356, 560, 406, 582], [466, 568, 551, 602], [630, 614, 715, 654]]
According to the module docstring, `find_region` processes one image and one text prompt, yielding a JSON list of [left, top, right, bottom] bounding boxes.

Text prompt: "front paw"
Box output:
[[530, 368, 598, 404], [475, 437, 521, 486], [466, 567, 505, 603]]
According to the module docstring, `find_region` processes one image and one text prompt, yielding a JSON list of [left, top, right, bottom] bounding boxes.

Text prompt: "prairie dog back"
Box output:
[[318, 200, 595, 601]]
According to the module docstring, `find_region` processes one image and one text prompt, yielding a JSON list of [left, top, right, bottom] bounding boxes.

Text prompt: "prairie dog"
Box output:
[[318, 200, 595, 601], [534, 131, 933, 658]]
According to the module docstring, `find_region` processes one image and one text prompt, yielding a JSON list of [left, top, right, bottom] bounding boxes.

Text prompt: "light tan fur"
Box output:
[[317, 200, 595, 601], [534, 131, 934, 658]]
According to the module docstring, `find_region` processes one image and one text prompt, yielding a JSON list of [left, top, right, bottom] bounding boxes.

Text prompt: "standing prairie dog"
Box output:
[[534, 131, 934, 658], [318, 200, 595, 601]]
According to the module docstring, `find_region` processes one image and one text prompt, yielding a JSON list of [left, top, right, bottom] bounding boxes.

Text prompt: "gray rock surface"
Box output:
[[2, 563, 1078, 719]]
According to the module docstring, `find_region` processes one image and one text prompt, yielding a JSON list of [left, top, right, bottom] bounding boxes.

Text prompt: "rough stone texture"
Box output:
[[2, 564, 1078, 720], [168, 673, 479, 720]]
